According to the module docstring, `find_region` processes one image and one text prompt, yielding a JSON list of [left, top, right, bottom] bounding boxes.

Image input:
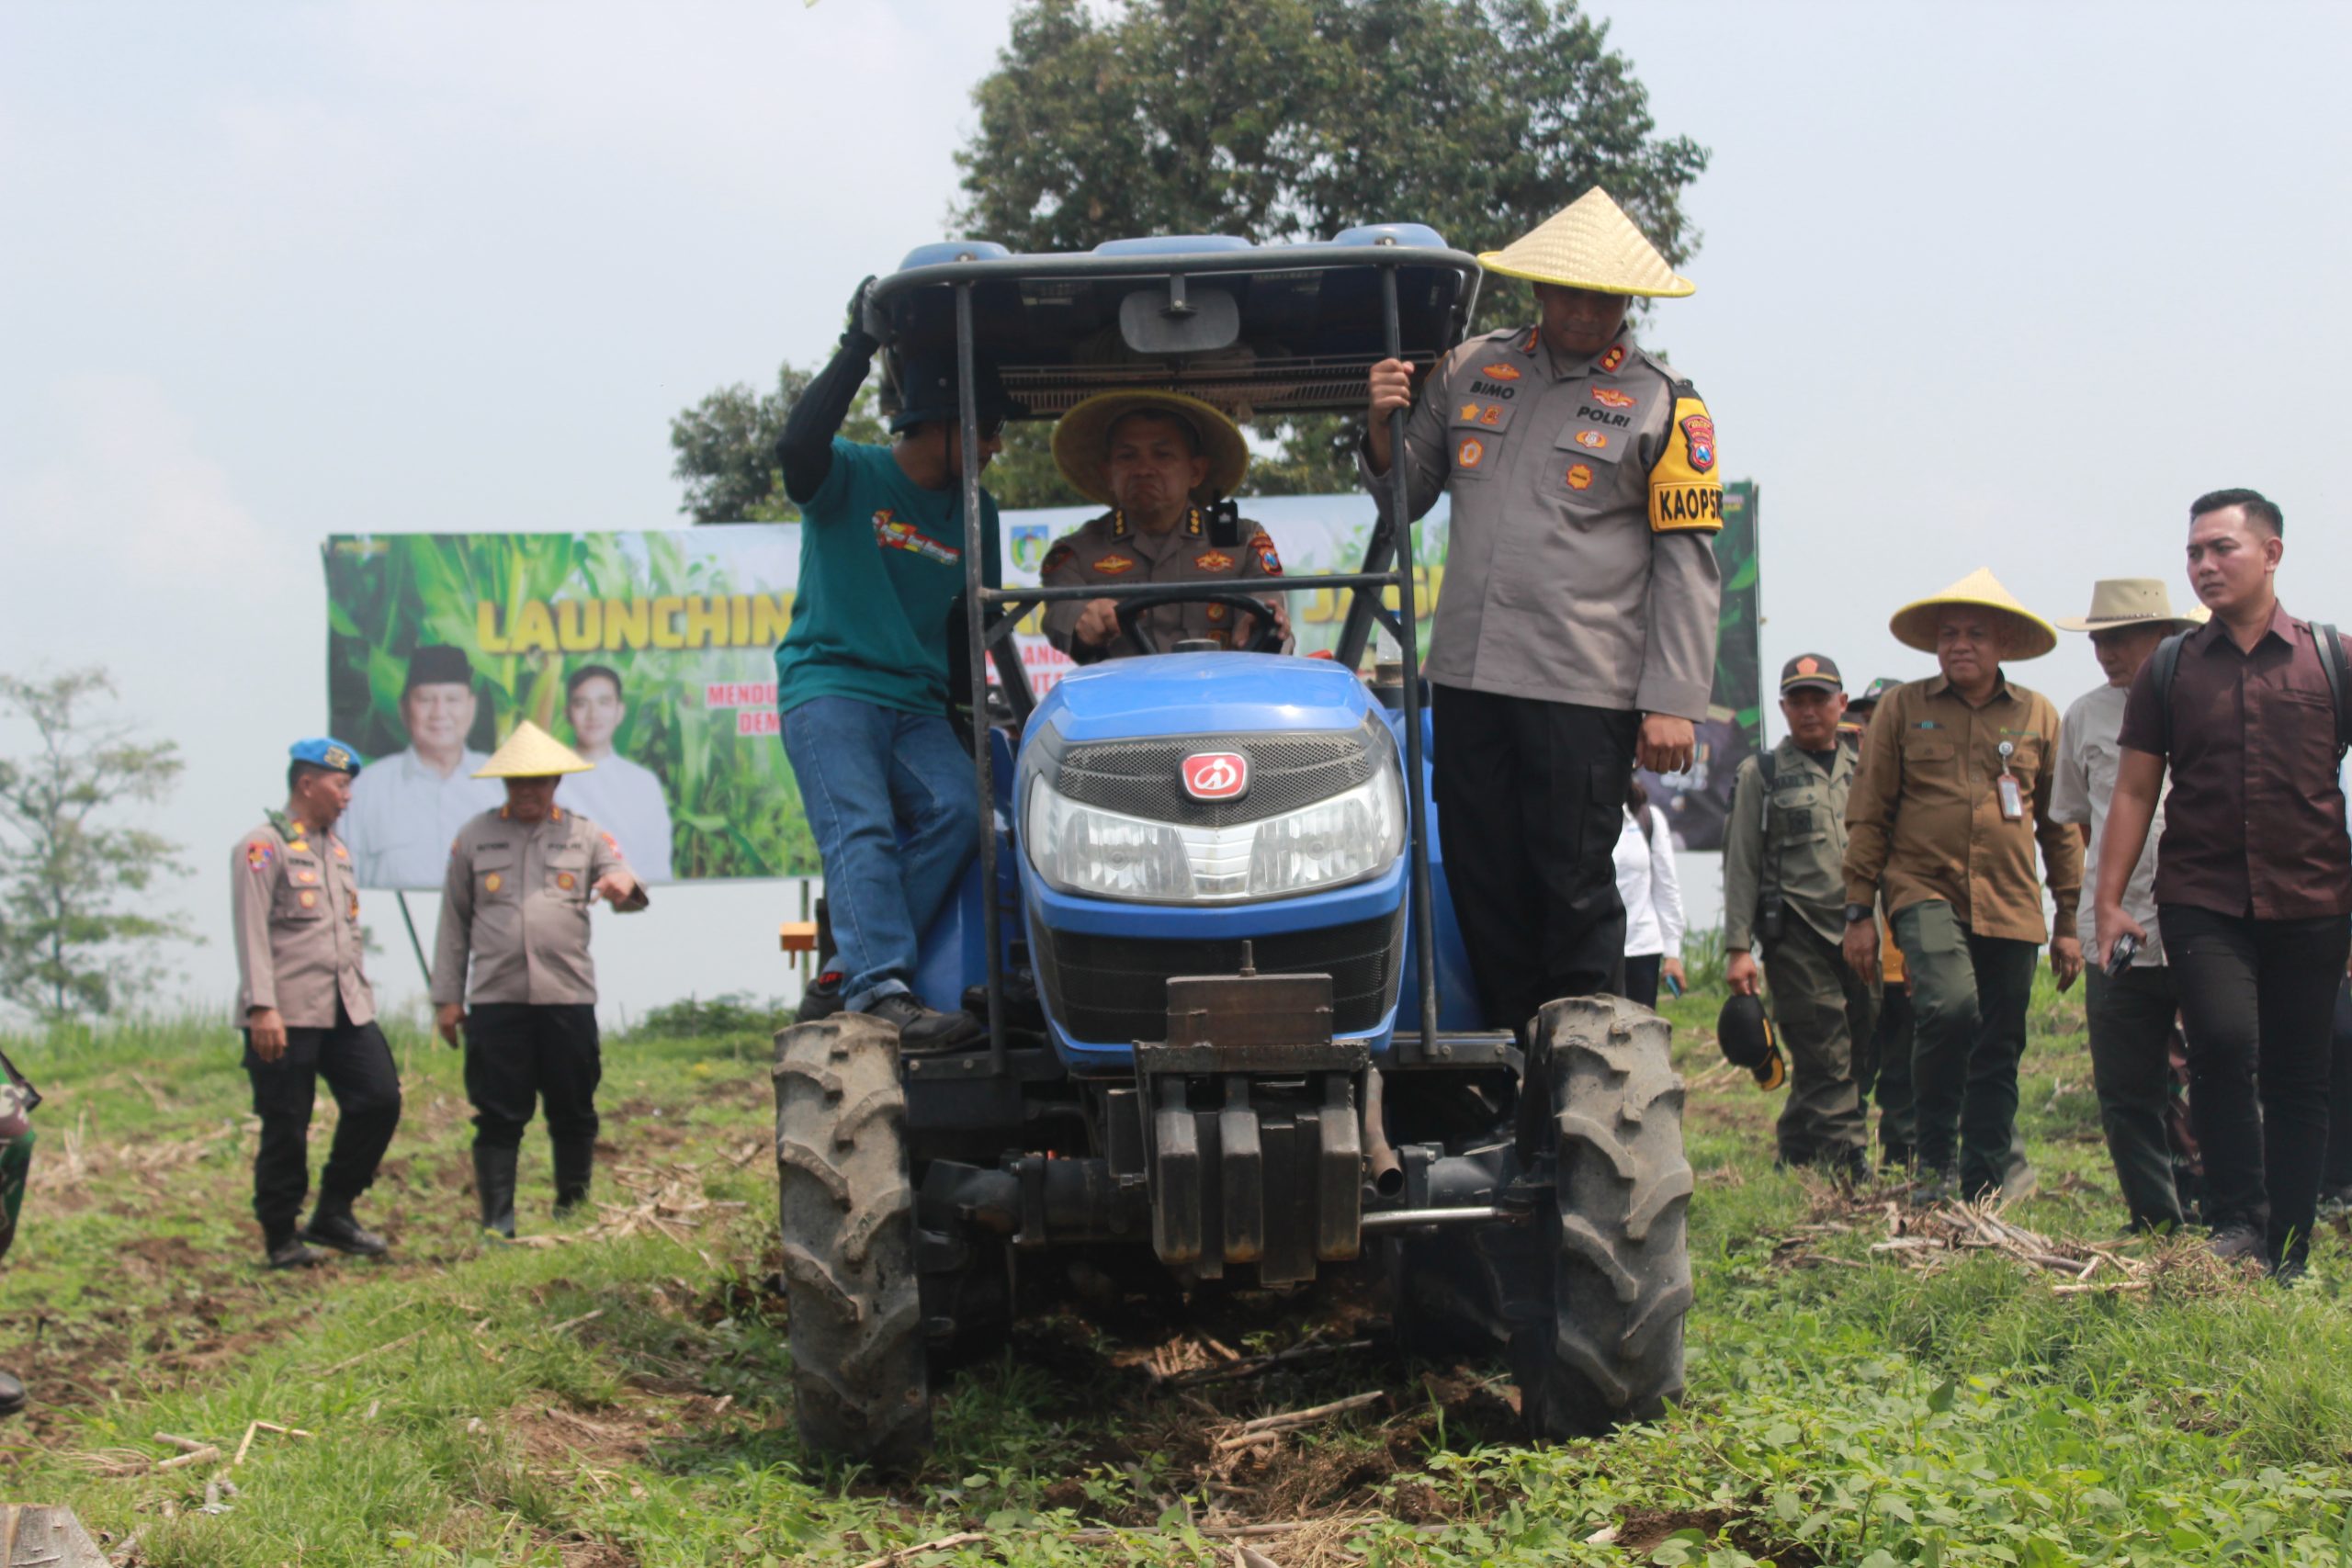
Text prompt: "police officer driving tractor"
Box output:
[[1362, 187, 1724, 1034], [1041, 390, 1289, 660]]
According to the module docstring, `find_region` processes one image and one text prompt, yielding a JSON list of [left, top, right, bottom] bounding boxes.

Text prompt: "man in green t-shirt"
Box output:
[[772, 280, 1015, 1051]]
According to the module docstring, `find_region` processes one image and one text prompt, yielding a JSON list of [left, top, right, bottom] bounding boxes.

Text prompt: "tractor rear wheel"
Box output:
[[1510, 994, 1693, 1439], [772, 1013, 930, 1467]]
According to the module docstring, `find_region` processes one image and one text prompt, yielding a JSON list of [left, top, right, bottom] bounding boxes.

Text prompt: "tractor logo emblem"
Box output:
[[1182, 752, 1249, 800]]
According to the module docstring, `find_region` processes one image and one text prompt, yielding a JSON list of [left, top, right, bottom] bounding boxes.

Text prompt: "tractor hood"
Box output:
[[1029, 652, 1375, 745]]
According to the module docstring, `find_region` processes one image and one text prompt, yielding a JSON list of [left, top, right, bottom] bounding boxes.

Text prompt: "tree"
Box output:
[[956, 0, 1710, 491], [669, 365, 886, 523], [0, 669, 198, 1020]]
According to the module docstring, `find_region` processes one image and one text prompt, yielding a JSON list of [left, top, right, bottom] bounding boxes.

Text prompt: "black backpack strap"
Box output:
[[2151, 630, 2188, 759], [2314, 621, 2350, 761]]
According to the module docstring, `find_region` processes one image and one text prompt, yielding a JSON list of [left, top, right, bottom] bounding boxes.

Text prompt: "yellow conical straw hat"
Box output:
[[1889, 569, 2058, 660], [1478, 187, 1695, 299], [473, 718, 593, 778]]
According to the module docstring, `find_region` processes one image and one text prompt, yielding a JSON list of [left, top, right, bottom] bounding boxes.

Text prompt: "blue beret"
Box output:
[[290, 737, 365, 775]]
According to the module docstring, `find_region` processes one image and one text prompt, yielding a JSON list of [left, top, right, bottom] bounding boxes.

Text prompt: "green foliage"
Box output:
[[12, 981, 2352, 1564], [956, 0, 1708, 306], [667, 364, 887, 524], [626, 990, 794, 1041], [0, 668, 197, 1020]]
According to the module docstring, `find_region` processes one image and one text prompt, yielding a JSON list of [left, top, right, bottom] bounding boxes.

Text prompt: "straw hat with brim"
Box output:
[[1052, 390, 1250, 509], [1888, 569, 2059, 660], [2053, 578, 2210, 635], [1477, 187, 1695, 299], [474, 719, 594, 779]]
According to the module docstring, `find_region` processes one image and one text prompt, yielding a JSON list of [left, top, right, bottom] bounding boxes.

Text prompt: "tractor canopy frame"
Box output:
[[863, 231, 1486, 1073]]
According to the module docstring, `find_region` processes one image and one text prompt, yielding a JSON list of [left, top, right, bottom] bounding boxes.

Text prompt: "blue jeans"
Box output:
[[782, 697, 978, 1011]]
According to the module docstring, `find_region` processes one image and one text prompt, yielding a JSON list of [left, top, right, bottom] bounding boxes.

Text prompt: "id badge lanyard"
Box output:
[[1995, 739, 2025, 822]]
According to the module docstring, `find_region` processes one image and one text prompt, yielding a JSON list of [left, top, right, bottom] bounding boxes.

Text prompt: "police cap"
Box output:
[[1715, 994, 1787, 1090], [289, 737, 364, 776]]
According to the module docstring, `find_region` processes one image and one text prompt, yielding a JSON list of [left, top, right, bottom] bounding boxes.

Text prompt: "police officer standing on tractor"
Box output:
[[434, 722, 646, 1240], [1724, 655, 1879, 1178], [232, 739, 403, 1269], [1363, 188, 1724, 1034], [1041, 390, 1290, 660]]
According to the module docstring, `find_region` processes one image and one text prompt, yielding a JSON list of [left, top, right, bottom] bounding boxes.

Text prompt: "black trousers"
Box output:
[[2164, 904, 2347, 1267], [1431, 682, 1637, 1033], [2084, 964, 2186, 1232], [463, 1003, 602, 1150], [2327, 979, 2352, 1191], [243, 1004, 401, 1242], [1621, 954, 1662, 1010]]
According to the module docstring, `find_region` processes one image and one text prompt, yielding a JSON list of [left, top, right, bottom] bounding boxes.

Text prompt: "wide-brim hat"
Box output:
[[1477, 187, 1695, 299], [1889, 569, 2058, 660], [2052, 578, 2210, 635], [474, 719, 593, 779], [1051, 390, 1250, 508]]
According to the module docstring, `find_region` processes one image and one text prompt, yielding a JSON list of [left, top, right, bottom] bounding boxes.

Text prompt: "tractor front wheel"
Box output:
[[1510, 994, 1694, 1439], [772, 1013, 931, 1467]]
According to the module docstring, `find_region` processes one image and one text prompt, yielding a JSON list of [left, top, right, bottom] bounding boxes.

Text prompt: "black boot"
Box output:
[[263, 1233, 328, 1269], [300, 1200, 390, 1257], [552, 1137, 594, 1219], [0, 1369, 27, 1416], [473, 1144, 518, 1240]]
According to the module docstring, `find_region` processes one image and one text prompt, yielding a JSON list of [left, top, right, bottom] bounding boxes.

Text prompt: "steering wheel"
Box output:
[[1113, 588, 1287, 656]]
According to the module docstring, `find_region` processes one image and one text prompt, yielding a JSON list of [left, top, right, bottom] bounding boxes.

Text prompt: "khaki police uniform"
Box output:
[[1364, 319, 1724, 1028], [230, 815, 402, 1247], [1724, 737, 1879, 1169], [433, 803, 631, 1225], [1041, 507, 1285, 661]]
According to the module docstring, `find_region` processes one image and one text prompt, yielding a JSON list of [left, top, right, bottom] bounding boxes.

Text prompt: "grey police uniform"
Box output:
[[433, 805, 632, 1215], [1724, 739, 1879, 1168], [1040, 506, 1286, 662], [1361, 319, 1725, 1029], [230, 817, 402, 1246]]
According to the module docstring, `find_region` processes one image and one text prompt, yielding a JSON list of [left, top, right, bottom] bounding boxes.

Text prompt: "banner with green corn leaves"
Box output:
[[322, 490, 1759, 886]]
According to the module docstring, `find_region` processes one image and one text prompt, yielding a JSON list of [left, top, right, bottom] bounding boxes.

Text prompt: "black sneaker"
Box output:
[[300, 1208, 390, 1258], [0, 1370, 24, 1416], [2317, 1184, 2352, 1224], [265, 1235, 329, 1270], [797, 971, 848, 1023], [865, 992, 983, 1054], [2207, 1224, 2264, 1264]]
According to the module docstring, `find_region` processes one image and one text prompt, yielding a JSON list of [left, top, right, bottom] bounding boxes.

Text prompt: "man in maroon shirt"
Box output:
[[2097, 488, 2352, 1277]]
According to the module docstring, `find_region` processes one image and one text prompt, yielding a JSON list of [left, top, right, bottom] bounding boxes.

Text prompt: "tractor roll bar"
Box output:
[[947, 250, 1452, 1070]]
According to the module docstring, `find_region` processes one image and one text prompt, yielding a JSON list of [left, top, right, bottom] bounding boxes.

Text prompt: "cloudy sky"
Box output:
[[5, 1, 2348, 1018]]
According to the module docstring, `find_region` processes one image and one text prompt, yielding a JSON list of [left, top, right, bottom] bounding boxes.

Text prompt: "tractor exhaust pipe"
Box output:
[[1362, 1067, 1404, 1199]]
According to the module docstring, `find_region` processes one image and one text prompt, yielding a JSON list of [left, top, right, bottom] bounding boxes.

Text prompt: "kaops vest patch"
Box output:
[[1647, 390, 1725, 534]]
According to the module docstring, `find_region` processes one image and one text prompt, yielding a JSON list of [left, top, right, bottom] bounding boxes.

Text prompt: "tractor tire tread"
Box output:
[[772, 1014, 931, 1468]]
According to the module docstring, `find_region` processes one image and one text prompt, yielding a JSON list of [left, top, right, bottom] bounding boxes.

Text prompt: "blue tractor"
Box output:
[[772, 231, 1692, 1466]]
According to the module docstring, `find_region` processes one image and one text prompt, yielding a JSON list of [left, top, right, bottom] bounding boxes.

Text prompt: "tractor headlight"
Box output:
[[1024, 758, 1404, 904]]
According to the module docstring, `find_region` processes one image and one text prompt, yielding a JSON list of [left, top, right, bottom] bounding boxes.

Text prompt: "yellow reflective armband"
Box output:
[[1648, 393, 1724, 534]]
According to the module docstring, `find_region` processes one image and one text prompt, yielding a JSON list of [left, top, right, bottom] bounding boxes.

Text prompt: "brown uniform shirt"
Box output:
[[1360, 321, 1724, 719], [1842, 672, 2083, 944], [1041, 507, 1285, 663], [2116, 603, 2352, 920], [232, 818, 375, 1028], [431, 806, 628, 1007]]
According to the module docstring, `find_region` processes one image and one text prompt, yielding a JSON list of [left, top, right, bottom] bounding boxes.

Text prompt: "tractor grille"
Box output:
[[1048, 720, 1385, 829], [1033, 908, 1405, 1045]]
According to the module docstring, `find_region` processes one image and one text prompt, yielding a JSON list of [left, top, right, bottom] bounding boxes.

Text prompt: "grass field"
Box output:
[[4, 976, 2351, 1566]]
